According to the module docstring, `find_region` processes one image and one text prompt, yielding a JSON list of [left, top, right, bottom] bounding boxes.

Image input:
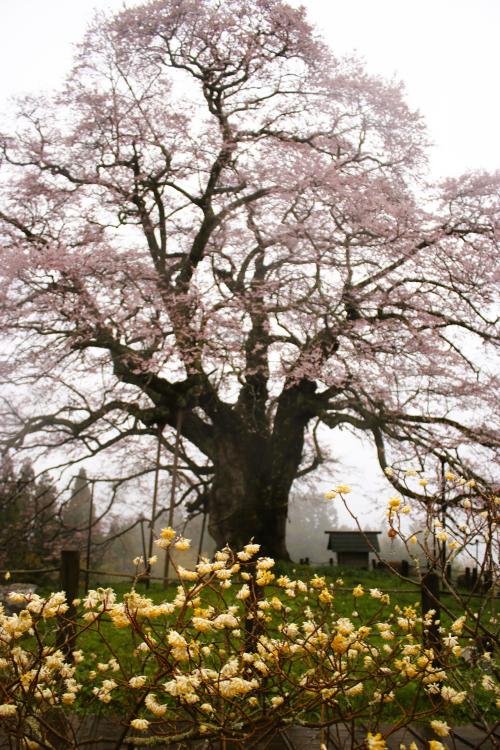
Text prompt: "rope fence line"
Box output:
[[0, 567, 59, 575], [80, 566, 164, 582]]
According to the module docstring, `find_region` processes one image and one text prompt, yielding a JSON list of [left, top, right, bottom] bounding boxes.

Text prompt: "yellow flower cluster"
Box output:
[[1, 524, 497, 749]]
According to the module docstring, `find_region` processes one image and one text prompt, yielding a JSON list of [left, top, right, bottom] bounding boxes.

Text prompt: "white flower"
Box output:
[[346, 682, 363, 696], [0, 704, 17, 717], [145, 693, 167, 716], [430, 720, 450, 737], [129, 675, 147, 688], [177, 567, 197, 581], [174, 537, 191, 551], [236, 585, 251, 600], [130, 718, 149, 730], [441, 686, 466, 703], [481, 675, 495, 691]]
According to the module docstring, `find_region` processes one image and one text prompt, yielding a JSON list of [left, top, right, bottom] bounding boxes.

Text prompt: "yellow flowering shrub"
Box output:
[[0, 522, 498, 749]]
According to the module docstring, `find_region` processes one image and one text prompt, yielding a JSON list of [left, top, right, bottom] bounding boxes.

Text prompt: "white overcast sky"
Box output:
[[1, 0, 499, 177], [1, 0, 498, 528]]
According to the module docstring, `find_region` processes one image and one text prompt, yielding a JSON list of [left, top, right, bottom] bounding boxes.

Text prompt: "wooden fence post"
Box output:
[[57, 550, 80, 656]]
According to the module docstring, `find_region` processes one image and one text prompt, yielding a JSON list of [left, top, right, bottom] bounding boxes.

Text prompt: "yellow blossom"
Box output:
[[160, 527, 176, 541], [130, 719, 149, 731], [256, 570, 275, 586], [366, 732, 386, 750], [346, 682, 364, 696], [481, 675, 495, 691], [310, 574, 326, 588], [192, 617, 213, 632], [237, 542, 261, 561], [174, 537, 191, 551], [319, 588, 333, 604], [441, 686, 466, 703], [129, 675, 147, 688], [178, 567, 198, 581], [236, 584, 251, 600], [0, 704, 17, 717], [145, 693, 167, 716], [332, 634, 349, 654], [335, 484, 351, 494], [352, 585, 365, 598], [428, 742, 445, 750], [324, 490, 337, 499], [430, 720, 450, 737], [450, 616, 465, 634]]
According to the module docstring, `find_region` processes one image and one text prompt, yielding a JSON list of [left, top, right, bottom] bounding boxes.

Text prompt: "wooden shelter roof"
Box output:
[[325, 530, 381, 552]]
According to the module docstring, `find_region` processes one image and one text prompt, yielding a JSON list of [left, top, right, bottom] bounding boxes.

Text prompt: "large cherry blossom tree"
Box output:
[[0, 0, 498, 557]]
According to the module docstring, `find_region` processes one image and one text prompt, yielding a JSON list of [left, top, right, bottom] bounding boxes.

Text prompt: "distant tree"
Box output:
[[61, 468, 108, 569], [61, 468, 93, 543], [0, 458, 61, 571], [0, 0, 498, 558]]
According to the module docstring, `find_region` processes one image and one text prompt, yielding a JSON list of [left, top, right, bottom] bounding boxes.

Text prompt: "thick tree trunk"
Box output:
[[207, 432, 292, 560], [206, 380, 314, 560]]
